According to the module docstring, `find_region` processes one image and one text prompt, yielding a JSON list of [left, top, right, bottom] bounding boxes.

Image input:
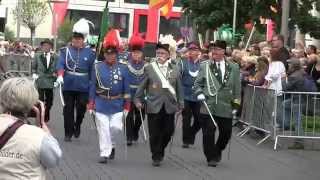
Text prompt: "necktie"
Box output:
[[217, 62, 222, 82], [45, 53, 50, 68]]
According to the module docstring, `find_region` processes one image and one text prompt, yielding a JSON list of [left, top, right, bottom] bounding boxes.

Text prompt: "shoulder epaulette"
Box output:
[[94, 60, 102, 65], [59, 46, 67, 52], [119, 59, 128, 65], [200, 60, 210, 64]]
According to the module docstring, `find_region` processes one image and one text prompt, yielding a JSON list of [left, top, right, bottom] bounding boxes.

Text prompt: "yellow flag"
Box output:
[[149, 0, 168, 9], [160, 0, 174, 18]]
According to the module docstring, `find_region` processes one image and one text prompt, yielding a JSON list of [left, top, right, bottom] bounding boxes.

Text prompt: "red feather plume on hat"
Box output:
[[103, 29, 121, 49], [129, 33, 145, 51]]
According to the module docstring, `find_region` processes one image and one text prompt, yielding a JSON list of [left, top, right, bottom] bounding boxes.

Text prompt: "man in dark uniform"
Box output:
[[32, 39, 58, 122], [134, 43, 184, 167], [125, 34, 146, 146], [194, 40, 241, 167], [56, 20, 96, 142], [178, 42, 202, 148]]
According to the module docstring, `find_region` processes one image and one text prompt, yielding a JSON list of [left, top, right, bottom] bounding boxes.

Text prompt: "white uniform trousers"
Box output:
[[96, 112, 123, 157]]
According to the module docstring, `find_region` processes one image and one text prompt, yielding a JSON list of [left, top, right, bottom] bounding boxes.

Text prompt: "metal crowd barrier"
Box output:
[[238, 85, 320, 150], [274, 91, 320, 150], [237, 85, 276, 145], [0, 54, 32, 85]]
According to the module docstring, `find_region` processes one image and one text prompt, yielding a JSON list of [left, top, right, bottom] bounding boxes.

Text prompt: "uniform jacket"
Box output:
[[32, 52, 58, 89], [134, 59, 184, 114], [126, 57, 146, 99], [193, 59, 241, 118], [56, 46, 95, 92], [178, 58, 200, 102], [89, 61, 130, 115]]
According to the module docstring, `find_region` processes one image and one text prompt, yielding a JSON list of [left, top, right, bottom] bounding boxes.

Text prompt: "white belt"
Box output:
[[129, 84, 139, 89], [66, 71, 88, 76]]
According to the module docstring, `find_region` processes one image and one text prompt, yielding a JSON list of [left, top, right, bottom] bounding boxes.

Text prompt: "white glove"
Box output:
[[55, 76, 64, 87], [197, 94, 206, 101], [317, 79, 320, 84], [32, 73, 39, 80]]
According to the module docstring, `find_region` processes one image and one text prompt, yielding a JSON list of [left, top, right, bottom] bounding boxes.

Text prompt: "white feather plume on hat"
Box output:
[[159, 34, 177, 59], [73, 18, 95, 42]]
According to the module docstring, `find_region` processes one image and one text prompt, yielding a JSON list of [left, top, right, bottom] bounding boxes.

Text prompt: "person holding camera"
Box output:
[[0, 77, 62, 180]]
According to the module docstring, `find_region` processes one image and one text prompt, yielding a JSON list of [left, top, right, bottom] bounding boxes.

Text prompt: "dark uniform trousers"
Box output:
[[182, 100, 201, 145], [126, 103, 145, 141], [199, 114, 232, 162], [38, 88, 54, 122], [63, 91, 88, 137], [147, 106, 175, 161]]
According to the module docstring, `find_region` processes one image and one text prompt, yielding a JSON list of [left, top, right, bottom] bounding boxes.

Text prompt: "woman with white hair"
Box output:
[[0, 77, 62, 180]]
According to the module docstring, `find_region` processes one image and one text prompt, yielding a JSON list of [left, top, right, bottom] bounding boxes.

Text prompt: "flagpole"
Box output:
[[96, 0, 109, 58]]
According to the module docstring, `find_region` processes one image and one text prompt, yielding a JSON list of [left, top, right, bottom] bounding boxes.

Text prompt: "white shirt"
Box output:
[[45, 52, 51, 68], [215, 60, 226, 81], [265, 61, 286, 95], [158, 59, 171, 78]]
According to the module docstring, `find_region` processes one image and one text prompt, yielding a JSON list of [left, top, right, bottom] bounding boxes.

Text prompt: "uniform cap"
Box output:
[[129, 33, 145, 51]]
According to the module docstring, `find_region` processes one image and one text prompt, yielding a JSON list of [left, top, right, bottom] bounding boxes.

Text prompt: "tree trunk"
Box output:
[[205, 29, 211, 43], [30, 27, 35, 47]]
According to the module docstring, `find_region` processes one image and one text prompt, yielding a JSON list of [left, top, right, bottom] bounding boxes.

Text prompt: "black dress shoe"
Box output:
[[182, 144, 189, 148], [152, 160, 161, 167], [98, 157, 108, 164], [64, 136, 72, 142], [208, 160, 218, 167], [133, 134, 139, 142], [74, 126, 81, 138], [109, 148, 115, 160], [127, 140, 133, 146]]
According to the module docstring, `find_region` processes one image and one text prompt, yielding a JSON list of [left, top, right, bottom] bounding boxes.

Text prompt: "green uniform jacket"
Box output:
[[32, 52, 58, 89], [193, 59, 241, 118]]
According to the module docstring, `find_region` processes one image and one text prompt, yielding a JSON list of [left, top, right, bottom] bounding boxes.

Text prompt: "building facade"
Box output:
[[1, 0, 183, 45], [68, 0, 183, 39]]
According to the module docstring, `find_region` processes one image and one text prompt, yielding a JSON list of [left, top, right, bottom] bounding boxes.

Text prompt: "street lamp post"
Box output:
[[281, 0, 290, 45], [232, 0, 237, 40]]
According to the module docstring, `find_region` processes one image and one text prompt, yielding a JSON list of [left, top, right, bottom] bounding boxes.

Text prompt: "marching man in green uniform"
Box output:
[[32, 39, 58, 122], [193, 40, 241, 167]]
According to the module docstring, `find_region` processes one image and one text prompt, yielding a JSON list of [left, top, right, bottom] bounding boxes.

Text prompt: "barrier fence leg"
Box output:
[[237, 126, 251, 137], [274, 136, 279, 150], [257, 134, 271, 145]]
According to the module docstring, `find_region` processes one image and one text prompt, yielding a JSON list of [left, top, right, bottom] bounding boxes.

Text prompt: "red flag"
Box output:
[[145, 8, 160, 43], [52, 0, 69, 35]]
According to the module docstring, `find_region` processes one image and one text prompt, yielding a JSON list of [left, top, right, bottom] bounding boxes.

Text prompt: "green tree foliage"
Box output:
[[57, 18, 75, 47], [182, 0, 320, 39], [12, 0, 49, 46], [4, 27, 15, 42]]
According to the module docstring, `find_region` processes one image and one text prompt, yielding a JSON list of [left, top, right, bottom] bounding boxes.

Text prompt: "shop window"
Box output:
[[69, 10, 129, 38], [137, 15, 181, 38], [109, 13, 129, 38], [69, 10, 102, 35]]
